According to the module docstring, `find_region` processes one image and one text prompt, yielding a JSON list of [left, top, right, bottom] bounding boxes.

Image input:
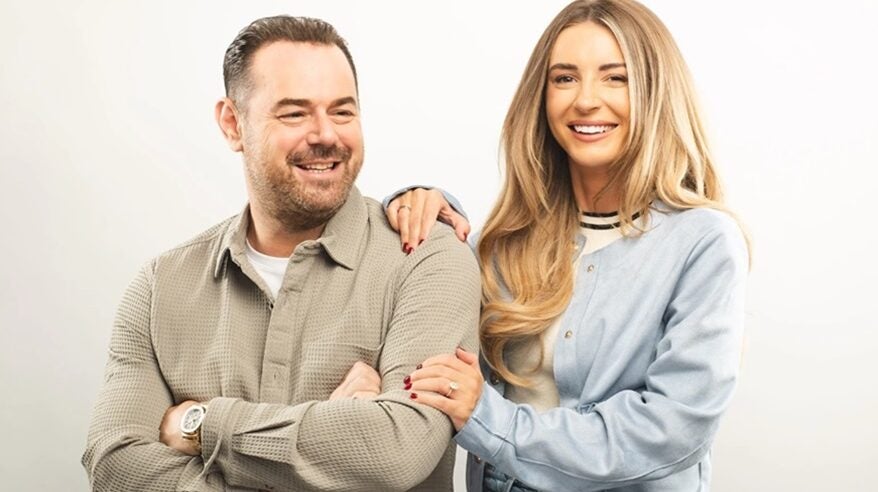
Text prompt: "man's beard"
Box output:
[[246, 143, 360, 233]]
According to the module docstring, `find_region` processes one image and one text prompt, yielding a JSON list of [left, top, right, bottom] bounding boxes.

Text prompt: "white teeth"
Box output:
[[298, 163, 334, 172], [573, 125, 614, 135]]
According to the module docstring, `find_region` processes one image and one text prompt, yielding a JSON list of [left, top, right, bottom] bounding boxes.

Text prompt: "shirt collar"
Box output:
[[213, 186, 367, 278]]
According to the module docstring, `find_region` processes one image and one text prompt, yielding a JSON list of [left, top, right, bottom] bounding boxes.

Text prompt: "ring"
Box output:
[[398, 205, 412, 212], [446, 381, 460, 398]]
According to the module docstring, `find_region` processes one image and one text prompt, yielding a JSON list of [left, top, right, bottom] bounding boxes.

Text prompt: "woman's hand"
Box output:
[[405, 347, 483, 431], [386, 188, 470, 253]]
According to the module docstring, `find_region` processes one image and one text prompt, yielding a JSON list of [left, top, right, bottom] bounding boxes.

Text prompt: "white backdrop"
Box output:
[[1, 1, 876, 490]]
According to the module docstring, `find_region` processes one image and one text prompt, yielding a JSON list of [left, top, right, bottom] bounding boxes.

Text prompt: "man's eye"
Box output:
[[280, 112, 305, 119]]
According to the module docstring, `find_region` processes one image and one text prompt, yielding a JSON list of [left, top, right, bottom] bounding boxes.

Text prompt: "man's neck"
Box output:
[[246, 205, 325, 258]]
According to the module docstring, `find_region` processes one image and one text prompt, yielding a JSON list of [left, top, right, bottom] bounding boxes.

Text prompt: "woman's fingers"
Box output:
[[455, 346, 479, 367], [408, 375, 478, 431], [386, 197, 401, 232], [385, 188, 470, 250], [397, 196, 413, 252], [438, 205, 470, 242], [420, 352, 479, 377]]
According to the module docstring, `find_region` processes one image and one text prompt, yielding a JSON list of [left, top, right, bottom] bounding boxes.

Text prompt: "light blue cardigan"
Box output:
[[383, 191, 748, 491], [458, 203, 748, 491]]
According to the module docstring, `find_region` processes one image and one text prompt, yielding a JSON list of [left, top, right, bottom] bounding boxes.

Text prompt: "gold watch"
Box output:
[[180, 404, 207, 452]]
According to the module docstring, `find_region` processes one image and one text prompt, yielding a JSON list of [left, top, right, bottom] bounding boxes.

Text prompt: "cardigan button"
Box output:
[[586, 264, 595, 273], [564, 330, 573, 339]]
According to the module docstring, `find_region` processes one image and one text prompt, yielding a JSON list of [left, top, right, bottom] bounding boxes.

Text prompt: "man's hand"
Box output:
[[159, 400, 200, 456], [330, 361, 382, 400]]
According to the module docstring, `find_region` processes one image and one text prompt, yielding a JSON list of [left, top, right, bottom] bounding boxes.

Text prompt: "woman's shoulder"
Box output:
[[650, 201, 743, 242], [647, 202, 749, 267]]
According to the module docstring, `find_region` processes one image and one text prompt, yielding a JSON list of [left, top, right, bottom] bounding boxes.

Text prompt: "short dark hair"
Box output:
[[222, 15, 358, 105]]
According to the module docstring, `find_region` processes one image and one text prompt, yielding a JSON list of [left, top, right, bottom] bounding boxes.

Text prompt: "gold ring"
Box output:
[[446, 381, 460, 398]]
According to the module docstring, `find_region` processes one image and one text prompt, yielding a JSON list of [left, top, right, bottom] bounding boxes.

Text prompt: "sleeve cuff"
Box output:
[[201, 396, 242, 462], [454, 382, 517, 461]]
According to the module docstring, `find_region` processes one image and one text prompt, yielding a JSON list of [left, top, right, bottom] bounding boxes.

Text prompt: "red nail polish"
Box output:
[[403, 375, 411, 385], [418, 239, 424, 246], [416, 363, 423, 370], [410, 393, 418, 399], [404, 383, 412, 390], [402, 243, 410, 253]]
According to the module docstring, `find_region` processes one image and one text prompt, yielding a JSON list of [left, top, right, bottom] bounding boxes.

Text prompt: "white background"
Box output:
[[1, 1, 876, 490]]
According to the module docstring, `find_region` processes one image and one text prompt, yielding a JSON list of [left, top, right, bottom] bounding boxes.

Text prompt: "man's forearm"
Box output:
[[201, 394, 453, 491]]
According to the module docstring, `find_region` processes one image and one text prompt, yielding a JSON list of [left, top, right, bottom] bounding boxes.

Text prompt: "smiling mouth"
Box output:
[[570, 124, 617, 135], [294, 161, 339, 173]]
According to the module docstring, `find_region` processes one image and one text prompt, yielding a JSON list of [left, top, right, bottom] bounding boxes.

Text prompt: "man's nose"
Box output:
[[306, 112, 339, 146]]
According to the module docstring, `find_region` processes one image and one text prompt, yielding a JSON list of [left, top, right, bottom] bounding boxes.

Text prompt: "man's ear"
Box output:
[[215, 97, 244, 152]]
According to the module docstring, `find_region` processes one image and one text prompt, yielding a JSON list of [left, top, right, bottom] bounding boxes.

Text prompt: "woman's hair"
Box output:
[[478, 0, 748, 386]]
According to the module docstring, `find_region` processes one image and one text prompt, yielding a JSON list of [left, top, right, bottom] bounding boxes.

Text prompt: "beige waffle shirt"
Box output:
[[82, 187, 481, 491]]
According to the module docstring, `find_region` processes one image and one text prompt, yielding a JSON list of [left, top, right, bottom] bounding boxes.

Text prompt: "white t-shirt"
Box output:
[[244, 239, 289, 298], [504, 211, 630, 411]]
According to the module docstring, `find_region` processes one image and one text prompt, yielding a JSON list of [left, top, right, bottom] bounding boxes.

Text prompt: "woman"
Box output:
[[388, 0, 749, 490]]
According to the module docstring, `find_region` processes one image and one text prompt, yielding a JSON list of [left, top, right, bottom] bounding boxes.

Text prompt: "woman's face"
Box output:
[[545, 21, 630, 173]]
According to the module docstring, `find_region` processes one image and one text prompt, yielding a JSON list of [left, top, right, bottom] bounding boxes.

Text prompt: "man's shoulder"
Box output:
[[149, 214, 239, 273], [361, 195, 474, 260]]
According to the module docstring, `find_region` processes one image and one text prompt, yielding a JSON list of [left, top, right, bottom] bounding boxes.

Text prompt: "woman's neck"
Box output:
[[569, 164, 621, 213]]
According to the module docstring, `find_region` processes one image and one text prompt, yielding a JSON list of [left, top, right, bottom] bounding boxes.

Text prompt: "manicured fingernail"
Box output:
[[409, 392, 418, 399], [463, 232, 468, 241], [404, 383, 412, 390], [403, 375, 411, 385], [403, 243, 410, 253], [418, 239, 424, 246], [416, 363, 423, 370]]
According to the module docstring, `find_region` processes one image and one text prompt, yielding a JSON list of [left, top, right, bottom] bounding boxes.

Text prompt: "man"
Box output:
[[82, 16, 480, 491]]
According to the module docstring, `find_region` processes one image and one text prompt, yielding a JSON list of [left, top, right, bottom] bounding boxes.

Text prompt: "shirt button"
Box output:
[[489, 372, 501, 385], [586, 264, 595, 273], [474, 456, 483, 464], [564, 330, 573, 339]]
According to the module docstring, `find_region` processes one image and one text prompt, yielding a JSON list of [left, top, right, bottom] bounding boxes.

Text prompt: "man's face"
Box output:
[[239, 41, 363, 230]]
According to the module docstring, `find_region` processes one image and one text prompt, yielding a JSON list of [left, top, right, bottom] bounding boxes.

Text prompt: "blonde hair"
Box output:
[[478, 0, 749, 387]]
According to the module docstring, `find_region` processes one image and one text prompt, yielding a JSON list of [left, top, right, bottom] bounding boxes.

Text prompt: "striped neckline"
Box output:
[[579, 210, 641, 230]]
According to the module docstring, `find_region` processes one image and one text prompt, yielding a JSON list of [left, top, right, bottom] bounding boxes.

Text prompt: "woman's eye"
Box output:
[[553, 74, 575, 84], [608, 74, 628, 83]]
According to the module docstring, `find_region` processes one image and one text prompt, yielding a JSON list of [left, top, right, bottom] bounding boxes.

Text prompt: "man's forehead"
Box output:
[[247, 41, 356, 102], [250, 41, 352, 79]]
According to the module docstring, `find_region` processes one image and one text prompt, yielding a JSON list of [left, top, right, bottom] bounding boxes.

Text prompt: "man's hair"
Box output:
[[223, 15, 358, 106]]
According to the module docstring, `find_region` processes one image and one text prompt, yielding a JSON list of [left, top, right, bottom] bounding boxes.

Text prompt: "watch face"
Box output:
[[180, 405, 205, 434]]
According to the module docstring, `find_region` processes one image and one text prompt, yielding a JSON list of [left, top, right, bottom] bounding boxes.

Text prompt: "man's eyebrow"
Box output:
[[332, 96, 358, 108], [272, 98, 311, 111], [272, 97, 358, 111], [547, 62, 627, 71]]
